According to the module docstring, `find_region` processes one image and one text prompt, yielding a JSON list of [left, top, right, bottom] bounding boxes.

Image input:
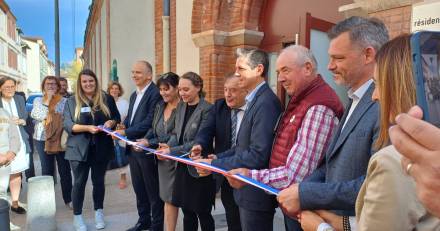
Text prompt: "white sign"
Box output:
[[412, 0, 440, 32]]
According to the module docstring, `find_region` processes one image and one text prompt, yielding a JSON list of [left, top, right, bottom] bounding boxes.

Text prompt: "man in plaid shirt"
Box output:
[[227, 45, 344, 230], [228, 45, 343, 189]]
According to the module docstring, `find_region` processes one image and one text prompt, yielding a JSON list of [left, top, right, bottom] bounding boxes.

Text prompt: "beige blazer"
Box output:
[[355, 145, 440, 231]]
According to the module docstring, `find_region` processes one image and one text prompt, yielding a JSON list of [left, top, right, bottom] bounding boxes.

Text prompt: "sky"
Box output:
[[6, 0, 91, 64]]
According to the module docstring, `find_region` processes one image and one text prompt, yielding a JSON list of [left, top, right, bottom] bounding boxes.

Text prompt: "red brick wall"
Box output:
[[369, 5, 412, 39], [191, 0, 264, 102], [154, 0, 176, 77]]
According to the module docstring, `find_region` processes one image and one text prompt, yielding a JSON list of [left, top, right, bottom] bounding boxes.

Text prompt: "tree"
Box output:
[[61, 59, 83, 92]]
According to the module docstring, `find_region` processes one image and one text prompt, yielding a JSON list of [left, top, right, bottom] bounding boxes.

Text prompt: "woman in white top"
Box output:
[[107, 81, 129, 189], [0, 76, 30, 214], [0, 107, 22, 230]]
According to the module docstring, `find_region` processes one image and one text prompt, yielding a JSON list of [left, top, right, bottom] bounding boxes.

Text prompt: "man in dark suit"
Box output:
[[196, 48, 283, 231], [115, 60, 163, 231], [192, 73, 247, 231], [277, 16, 389, 228]]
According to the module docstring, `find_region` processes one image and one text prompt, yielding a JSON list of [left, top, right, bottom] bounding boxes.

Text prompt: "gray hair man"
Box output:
[[278, 16, 389, 231], [227, 45, 344, 231]]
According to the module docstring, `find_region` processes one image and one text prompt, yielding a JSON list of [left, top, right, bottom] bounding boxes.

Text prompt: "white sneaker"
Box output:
[[73, 214, 87, 231], [10, 222, 20, 230], [66, 202, 73, 210], [95, 209, 105, 229]]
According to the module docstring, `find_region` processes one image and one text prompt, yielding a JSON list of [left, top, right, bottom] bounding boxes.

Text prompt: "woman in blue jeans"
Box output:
[[31, 76, 73, 208]]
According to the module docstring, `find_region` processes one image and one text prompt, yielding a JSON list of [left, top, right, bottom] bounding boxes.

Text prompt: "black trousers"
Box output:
[[220, 180, 241, 231], [128, 153, 164, 231], [182, 208, 215, 231], [239, 207, 275, 231], [35, 140, 73, 204], [25, 122, 35, 180], [70, 159, 107, 215]]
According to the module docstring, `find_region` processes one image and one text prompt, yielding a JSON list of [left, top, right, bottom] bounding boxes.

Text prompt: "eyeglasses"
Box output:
[[2, 86, 15, 90]]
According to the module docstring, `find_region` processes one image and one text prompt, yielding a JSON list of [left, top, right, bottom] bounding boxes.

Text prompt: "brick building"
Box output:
[[84, 0, 356, 103], [155, 0, 354, 104]]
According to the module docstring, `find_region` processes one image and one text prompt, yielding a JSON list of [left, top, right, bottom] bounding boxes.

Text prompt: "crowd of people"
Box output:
[[0, 15, 440, 231]]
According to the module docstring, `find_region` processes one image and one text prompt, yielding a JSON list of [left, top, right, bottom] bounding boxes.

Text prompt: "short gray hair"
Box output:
[[328, 16, 389, 52], [235, 48, 269, 77], [281, 45, 318, 73]]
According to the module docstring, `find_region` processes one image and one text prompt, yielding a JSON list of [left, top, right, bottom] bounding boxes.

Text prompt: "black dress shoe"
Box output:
[[126, 222, 150, 231], [11, 205, 26, 214]]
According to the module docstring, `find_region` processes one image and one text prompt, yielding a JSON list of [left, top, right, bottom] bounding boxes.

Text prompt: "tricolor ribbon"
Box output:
[[98, 125, 280, 196]]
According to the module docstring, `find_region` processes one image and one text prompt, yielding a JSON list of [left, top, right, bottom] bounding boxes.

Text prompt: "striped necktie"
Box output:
[[231, 109, 239, 147]]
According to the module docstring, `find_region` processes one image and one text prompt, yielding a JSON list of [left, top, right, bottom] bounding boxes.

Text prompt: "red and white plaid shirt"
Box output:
[[249, 105, 339, 190]]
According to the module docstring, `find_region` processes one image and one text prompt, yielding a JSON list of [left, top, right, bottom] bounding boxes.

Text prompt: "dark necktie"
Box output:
[[231, 109, 240, 147]]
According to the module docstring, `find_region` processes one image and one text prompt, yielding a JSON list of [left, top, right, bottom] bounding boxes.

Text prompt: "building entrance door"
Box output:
[[306, 13, 349, 105]]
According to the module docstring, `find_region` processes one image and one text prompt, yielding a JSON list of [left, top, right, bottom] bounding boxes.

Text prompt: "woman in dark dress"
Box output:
[[63, 69, 120, 231], [135, 72, 180, 231], [159, 72, 216, 231]]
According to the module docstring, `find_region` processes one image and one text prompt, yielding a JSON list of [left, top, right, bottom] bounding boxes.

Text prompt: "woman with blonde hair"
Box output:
[[64, 69, 120, 231], [31, 76, 72, 208], [299, 34, 440, 231]]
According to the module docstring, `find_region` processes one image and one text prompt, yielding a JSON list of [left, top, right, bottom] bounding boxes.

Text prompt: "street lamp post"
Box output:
[[54, 0, 60, 77]]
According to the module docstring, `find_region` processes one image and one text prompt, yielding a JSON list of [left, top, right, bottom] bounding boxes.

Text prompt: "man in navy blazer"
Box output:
[[115, 61, 163, 231], [197, 48, 283, 231], [192, 74, 247, 231], [277, 16, 389, 227]]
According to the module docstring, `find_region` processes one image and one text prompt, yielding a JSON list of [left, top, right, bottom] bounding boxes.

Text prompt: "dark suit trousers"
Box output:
[[284, 214, 303, 231], [239, 207, 275, 231], [128, 153, 164, 231], [220, 180, 241, 231]]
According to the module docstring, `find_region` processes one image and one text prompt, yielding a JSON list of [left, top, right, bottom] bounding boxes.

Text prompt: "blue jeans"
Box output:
[[34, 140, 73, 204]]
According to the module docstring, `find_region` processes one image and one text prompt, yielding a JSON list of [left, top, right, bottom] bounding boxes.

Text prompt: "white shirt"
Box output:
[[233, 104, 247, 138], [116, 98, 129, 122], [342, 79, 373, 130], [130, 82, 152, 124]]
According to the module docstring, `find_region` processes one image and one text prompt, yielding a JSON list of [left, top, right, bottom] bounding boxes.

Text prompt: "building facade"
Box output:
[[0, 0, 28, 93], [83, 0, 155, 98], [84, 0, 355, 103], [23, 37, 54, 93]]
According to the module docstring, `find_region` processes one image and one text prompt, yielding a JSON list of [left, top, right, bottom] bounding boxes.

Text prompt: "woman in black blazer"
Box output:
[[160, 72, 216, 231], [63, 69, 120, 231]]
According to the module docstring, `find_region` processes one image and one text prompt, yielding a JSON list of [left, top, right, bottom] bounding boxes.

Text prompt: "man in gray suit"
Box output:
[[278, 16, 389, 229]]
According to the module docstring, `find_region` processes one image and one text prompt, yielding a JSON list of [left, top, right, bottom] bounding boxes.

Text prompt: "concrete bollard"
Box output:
[[26, 176, 57, 231], [0, 199, 10, 231]]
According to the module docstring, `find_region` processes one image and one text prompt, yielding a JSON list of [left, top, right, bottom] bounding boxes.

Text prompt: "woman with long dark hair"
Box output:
[[135, 72, 180, 231], [159, 72, 216, 231], [64, 69, 120, 231]]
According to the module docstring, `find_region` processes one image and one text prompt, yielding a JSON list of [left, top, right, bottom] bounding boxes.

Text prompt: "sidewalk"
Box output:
[[11, 152, 286, 230]]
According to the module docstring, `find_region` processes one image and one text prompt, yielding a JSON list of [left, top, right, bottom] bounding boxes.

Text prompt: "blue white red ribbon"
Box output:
[[98, 125, 280, 196]]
